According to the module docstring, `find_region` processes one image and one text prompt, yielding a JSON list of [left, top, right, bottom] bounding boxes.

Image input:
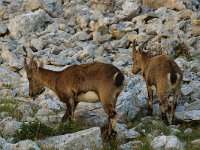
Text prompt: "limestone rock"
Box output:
[[39, 127, 102, 150], [151, 135, 184, 150], [8, 9, 51, 39], [0, 22, 7, 35], [141, 0, 185, 10]]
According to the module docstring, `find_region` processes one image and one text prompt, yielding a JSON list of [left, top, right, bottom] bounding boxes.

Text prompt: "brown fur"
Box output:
[[24, 56, 125, 137], [131, 40, 183, 125]]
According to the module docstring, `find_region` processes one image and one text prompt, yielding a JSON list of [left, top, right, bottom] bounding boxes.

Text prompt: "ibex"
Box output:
[[131, 40, 183, 125], [24, 55, 125, 137]]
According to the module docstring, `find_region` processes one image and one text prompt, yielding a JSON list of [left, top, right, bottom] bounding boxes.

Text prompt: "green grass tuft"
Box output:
[[0, 98, 22, 120], [13, 120, 86, 143], [13, 121, 54, 143]]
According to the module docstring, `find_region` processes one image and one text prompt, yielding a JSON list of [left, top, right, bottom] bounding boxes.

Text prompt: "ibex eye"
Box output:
[[28, 77, 32, 81]]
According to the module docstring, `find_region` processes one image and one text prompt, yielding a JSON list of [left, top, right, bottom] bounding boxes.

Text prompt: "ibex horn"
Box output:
[[139, 40, 148, 52]]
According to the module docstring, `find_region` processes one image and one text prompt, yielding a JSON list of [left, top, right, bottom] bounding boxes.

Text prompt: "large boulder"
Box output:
[[0, 67, 21, 90], [0, 22, 7, 35], [141, 0, 185, 10], [38, 127, 102, 149], [151, 135, 184, 150], [2, 140, 40, 150], [8, 9, 51, 40]]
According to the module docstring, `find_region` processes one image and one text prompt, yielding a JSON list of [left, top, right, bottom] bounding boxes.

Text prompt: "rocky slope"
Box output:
[[0, 0, 200, 149]]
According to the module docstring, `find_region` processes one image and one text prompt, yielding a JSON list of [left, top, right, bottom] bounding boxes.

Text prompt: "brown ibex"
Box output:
[[24, 55, 125, 137], [131, 40, 183, 125]]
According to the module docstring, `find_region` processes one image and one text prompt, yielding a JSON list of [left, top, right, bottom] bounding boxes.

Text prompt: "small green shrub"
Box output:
[[103, 139, 123, 150], [54, 122, 85, 135], [138, 139, 153, 150], [13, 121, 86, 143], [13, 121, 54, 143], [0, 98, 22, 120]]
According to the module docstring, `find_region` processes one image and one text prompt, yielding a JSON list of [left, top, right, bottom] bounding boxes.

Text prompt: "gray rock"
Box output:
[[1, 50, 22, 71], [151, 135, 184, 150], [0, 67, 21, 90], [191, 139, 200, 146], [2, 140, 40, 150], [120, 0, 140, 20], [39, 98, 63, 111], [15, 104, 34, 118], [8, 9, 51, 39], [93, 31, 112, 44], [176, 110, 200, 121], [0, 22, 7, 35], [38, 127, 102, 150], [184, 128, 192, 134], [109, 22, 134, 39], [70, 31, 91, 41], [186, 100, 200, 111], [35, 108, 54, 117], [0, 118, 22, 138], [0, 137, 10, 150], [120, 141, 141, 150], [117, 123, 139, 140], [117, 91, 140, 123], [141, 0, 185, 10], [75, 109, 107, 127], [77, 14, 90, 29]]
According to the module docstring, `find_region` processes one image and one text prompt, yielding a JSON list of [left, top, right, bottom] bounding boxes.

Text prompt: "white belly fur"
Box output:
[[77, 91, 99, 103]]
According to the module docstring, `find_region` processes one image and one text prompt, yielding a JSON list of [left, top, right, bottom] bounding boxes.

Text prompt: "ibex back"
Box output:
[[24, 56, 125, 137], [131, 40, 183, 125]]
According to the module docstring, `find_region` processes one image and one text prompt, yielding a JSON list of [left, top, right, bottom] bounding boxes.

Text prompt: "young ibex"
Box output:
[[24, 55, 125, 137], [131, 40, 183, 125]]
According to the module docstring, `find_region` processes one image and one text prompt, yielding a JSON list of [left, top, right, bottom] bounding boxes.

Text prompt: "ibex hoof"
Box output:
[[61, 116, 71, 123], [108, 130, 117, 139], [146, 108, 153, 116]]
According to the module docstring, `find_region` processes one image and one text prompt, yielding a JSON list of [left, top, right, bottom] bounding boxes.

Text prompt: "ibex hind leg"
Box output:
[[146, 87, 154, 116], [158, 94, 172, 125], [171, 88, 181, 125], [101, 99, 118, 138]]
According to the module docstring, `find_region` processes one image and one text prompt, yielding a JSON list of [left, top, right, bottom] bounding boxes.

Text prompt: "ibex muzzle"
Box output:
[[131, 40, 183, 125]]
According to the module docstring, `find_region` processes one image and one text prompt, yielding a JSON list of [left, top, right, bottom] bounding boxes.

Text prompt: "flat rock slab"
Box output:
[[175, 110, 200, 121], [38, 127, 102, 150]]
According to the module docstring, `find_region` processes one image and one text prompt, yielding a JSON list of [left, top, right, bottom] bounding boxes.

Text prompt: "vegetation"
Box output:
[[13, 120, 86, 143], [13, 121, 54, 143], [0, 98, 21, 120], [176, 122, 200, 150]]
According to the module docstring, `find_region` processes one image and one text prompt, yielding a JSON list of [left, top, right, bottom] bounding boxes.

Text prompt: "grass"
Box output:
[[0, 98, 22, 120], [176, 122, 200, 150], [13, 120, 86, 143], [13, 121, 54, 143], [103, 138, 123, 150]]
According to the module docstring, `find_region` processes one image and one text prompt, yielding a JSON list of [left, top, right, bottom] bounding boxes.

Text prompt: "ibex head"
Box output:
[[24, 55, 45, 98], [131, 40, 147, 74]]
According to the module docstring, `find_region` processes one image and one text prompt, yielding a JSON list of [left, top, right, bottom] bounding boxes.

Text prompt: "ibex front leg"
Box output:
[[62, 97, 75, 122]]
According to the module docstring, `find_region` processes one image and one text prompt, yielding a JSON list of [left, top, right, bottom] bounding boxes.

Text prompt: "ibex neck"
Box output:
[[141, 54, 150, 73], [37, 68, 59, 92]]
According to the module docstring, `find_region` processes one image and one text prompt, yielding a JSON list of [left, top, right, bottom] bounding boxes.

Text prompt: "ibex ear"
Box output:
[[132, 40, 137, 55], [24, 55, 29, 71]]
